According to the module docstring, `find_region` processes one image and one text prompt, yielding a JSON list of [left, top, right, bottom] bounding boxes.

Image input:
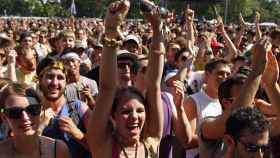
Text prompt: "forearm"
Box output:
[[186, 22, 194, 50], [255, 23, 262, 41], [233, 73, 261, 108], [7, 63, 17, 82], [173, 106, 192, 147], [221, 30, 238, 61], [264, 83, 280, 114], [234, 29, 245, 50], [146, 24, 165, 139]]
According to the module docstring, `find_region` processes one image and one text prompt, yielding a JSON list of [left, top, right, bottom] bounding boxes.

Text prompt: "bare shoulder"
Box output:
[[40, 136, 70, 158], [55, 139, 71, 158]]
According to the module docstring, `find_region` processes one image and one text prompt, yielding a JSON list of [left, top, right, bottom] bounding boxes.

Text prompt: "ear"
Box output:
[[223, 134, 235, 158]]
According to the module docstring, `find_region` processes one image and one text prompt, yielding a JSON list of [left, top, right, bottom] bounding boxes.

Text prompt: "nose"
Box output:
[[130, 110, 138, 120], [50, 76, 59, 85], [21, 110, 31, 121], [254, 149, 264, 158]]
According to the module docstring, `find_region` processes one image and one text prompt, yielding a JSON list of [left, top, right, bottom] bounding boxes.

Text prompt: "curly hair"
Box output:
[[225, 107, 270, 141]]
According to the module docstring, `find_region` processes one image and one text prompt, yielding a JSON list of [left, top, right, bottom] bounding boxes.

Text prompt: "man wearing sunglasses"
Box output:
[[224, 107, 270, 158], [116, 50, 139, 88]]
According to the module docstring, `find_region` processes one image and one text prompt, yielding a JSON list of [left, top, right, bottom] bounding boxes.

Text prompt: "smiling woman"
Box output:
[[0, 82, 70, 158]]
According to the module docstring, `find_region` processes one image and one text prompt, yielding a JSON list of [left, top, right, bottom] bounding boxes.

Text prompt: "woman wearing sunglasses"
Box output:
[[0, 82, 70, 158]]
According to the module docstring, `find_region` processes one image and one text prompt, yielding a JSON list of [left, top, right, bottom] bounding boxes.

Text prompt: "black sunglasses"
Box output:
[[0, 104, 42, 119], [238, 140, 270, 153], [117, 62, 133, 69], [181, 56, 188, 62]]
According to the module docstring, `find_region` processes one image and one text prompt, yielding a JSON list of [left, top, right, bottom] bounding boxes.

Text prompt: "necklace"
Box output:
[[12, 138, 42, 157], [120, 142, 138, 158]]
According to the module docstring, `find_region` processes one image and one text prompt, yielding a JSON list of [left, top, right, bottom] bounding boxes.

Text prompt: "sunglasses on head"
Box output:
[[0, 104, 42, 119], [238, 140, 270, 153], [117, 62, 133, 69]]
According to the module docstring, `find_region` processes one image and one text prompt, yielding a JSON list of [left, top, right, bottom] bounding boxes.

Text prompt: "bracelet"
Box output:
[[100, 35, 123, 49]]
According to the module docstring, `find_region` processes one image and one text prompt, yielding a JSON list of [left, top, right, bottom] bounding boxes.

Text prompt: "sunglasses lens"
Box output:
[[181, 56, 188, 62], [247, 144, 269, 153], [141, 66, 147, 73], [5, 108, 23, 119], [4, 104, 41, 119], [26, 104, 41, 116], [118, 63, 132, 69]]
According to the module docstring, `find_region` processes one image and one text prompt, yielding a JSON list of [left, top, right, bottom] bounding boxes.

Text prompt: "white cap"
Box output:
[[124, 34, 141, 46]]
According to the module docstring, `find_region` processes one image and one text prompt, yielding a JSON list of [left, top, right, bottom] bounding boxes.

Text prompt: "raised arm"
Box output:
[[262, 50, 280, 113], [143, 4, 165, 139], [216, 16, 238, 62], [234, 13, 246, 50], [201, 38, 270, 140], [255, 12, 262, 41], [87, 0, 130, 154], [184, 5, 195, 51], [169, 80, 192, 147]]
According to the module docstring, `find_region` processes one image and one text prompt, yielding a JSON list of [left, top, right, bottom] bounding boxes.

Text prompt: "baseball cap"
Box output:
[[124, 34, 141, 47]]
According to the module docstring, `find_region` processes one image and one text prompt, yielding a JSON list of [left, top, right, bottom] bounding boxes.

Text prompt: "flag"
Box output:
[[69, 0, 77, 15]]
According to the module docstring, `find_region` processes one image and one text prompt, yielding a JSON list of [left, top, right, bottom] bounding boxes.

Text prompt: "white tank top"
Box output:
[[185, 89, 222, 158], [191, 89, 222, 128]]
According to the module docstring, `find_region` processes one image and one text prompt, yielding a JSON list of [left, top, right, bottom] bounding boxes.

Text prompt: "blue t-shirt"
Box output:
[[43, 100, 91, 158]]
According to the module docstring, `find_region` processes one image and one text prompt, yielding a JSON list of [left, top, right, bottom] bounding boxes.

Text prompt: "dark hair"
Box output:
[[232, 55, 247, 64], [204, 58, 229, 73], [225, 107, 270, 141], [19, 31, 32, 42], [112, 87, 146, 115], [218, 74, 247, 106], [270, 28, 280, 40], [36, 57, 66, 77], [0, 82, 40, 107]]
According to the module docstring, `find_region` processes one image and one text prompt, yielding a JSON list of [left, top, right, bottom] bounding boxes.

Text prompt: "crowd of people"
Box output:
[[0, 0, 279, 157]]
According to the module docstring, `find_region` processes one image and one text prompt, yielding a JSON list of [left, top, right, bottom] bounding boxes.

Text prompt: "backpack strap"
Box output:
[[67, 100, 81, 126]]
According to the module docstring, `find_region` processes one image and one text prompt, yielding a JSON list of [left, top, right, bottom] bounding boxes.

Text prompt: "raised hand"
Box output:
[[185, 4, 194, 23], [216, 16, 225, 33], [169, 80, 185, 108], [239, 13, 246, 30], [251, 38, 271, 75], [142, 0, 162, 31], [262, 50, 279, 87], [254, 11, 260, 25], [104, 0, 130, 37]]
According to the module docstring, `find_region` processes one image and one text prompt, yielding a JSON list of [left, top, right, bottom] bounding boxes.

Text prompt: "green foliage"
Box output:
[[0, 0, 279, 23]]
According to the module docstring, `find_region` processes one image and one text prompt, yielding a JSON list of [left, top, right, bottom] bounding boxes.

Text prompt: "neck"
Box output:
[[204, 84, 218, 99], [43, 96, 66, 113], [118, 79, 133, 88], [13, 135, 40, 155], [68, 73, 80, 83]]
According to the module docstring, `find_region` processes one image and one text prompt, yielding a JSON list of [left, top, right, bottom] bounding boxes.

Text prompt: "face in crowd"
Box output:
[[123, 40, 140, 55], [17, 48, 37, 73], [39, 68, 66, 101], [0, 83, 41, 137], [225, 107, 270, 158], [204, 60, 231, 91], [112, 88, 146, 145], [117, 58, 134, 84]]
